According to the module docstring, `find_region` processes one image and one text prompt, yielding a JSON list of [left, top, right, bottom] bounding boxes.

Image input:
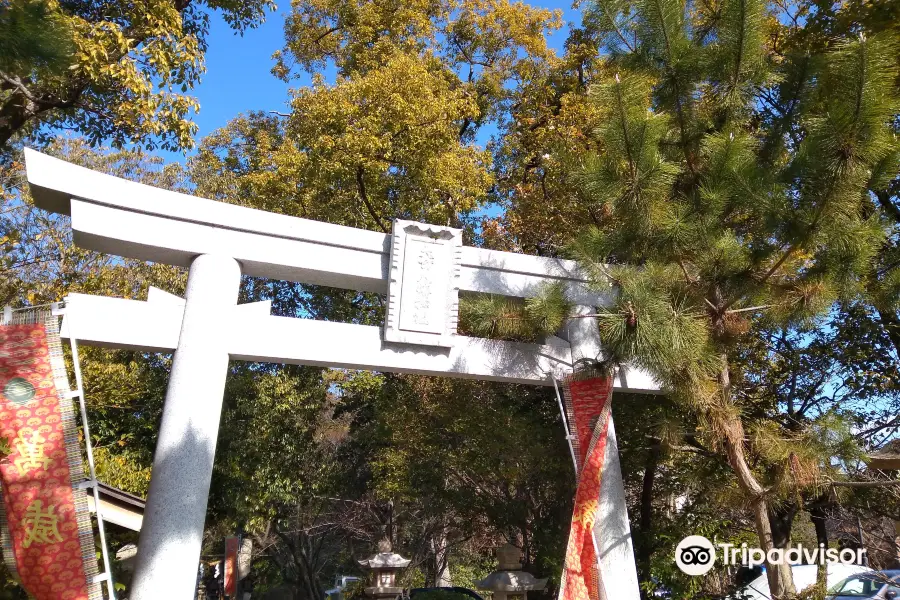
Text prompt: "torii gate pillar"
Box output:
[[131, 254, 241, 598], [564, 306, 640, 596]]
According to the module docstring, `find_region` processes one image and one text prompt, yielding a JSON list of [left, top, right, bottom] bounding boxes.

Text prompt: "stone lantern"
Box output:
[[359, 539, 411, 599], [476, 544, 547, 600]]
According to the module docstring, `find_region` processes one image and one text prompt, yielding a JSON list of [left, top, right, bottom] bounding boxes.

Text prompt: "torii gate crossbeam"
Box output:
[[24, 148, 658, 599]]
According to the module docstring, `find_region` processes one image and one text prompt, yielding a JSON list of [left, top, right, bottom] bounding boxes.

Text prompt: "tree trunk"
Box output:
[[0, 92, 35, 149], [769, 502, 802, 594], [747, 493, 796, 599], [810, 506, 829, 548], [432, 528, 452, 587], [638, 443, 660, 599], [769, 502, 798, 550], [273, 523, 325, 600], [810, 505, 829, 587], [718, 352, 796, 599]]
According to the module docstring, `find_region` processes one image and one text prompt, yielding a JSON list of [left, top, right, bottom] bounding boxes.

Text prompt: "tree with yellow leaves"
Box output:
[[190, 0, 561, 231], [0, 0, 273, 153]]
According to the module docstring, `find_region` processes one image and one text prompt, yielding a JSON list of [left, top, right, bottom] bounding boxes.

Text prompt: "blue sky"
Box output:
[[156, 0, 583, 164]]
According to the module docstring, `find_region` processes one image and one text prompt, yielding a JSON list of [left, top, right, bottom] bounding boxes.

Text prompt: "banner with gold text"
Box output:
[[0, 316, 101, 600], [559, 372, 613, 600]]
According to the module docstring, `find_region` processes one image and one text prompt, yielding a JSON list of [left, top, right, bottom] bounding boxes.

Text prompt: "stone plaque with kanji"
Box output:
[[384, 220, 462, 347]]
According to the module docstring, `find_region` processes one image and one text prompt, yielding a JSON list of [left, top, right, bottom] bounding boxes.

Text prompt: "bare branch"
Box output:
[[727, 304, 774, 314], [356, 166, 389, 233]]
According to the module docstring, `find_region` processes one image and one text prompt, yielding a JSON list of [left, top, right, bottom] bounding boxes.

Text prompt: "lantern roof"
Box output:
[[359, 539, 410, 570], [358, 552, 411, 569], [867, 441, 900, 469]]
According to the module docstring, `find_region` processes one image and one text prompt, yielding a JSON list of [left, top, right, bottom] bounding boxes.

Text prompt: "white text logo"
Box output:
[[675, 538, 867, 575]]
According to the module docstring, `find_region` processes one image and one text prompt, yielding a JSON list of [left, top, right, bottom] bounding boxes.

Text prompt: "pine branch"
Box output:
[[852, 35, 867, 125], [643, 0, 696, 172], [730, 0, 748, 92], [744, 39, 896, 305], [719, 0, 765, 118], [594, 0, 637, 52], [647, 0, 674, 58], [758, 53, 811, 164], [677, 257, 697, 285], [612, 75, 638, 179], [726, 304, 773, 314]]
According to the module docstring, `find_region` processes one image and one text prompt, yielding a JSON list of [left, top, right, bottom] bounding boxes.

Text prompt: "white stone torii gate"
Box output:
[[24, 148, 658, 599]]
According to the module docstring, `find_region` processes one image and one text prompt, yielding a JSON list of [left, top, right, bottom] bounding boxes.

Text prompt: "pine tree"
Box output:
[[574, 6, 898, 597], [488, 1, 899, 596]]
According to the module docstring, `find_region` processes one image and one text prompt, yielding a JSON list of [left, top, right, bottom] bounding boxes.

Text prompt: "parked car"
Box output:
[[730, 563, 872, 599], [324, 575, 362, 600], [826, 570, 900, 599]]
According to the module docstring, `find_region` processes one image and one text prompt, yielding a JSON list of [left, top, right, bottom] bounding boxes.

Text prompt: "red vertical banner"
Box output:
[[559, 373, 614, 600], [224, 536, 239, 597], [0, 320, 101, 600]]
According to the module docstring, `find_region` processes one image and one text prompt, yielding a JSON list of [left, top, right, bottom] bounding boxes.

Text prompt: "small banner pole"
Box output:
[[550, 375, 579, 474], [63, 303, 117, 599]]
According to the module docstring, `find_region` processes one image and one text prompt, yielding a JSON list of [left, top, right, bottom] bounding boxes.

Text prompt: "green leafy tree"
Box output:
[[190, 0, 562, 232], [0, 0, 273, 153], [474, 0, 899, 597], [339, 375, 574, 584], [486, 0, 900, 594]]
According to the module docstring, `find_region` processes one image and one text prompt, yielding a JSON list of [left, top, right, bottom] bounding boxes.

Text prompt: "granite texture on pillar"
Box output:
[[130, 254, 241, 599]]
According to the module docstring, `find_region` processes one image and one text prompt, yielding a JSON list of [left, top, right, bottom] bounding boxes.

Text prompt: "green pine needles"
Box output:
[[459, 283, 571, 342], [576, 30, 899, 389], [0, 1, 72, 77]]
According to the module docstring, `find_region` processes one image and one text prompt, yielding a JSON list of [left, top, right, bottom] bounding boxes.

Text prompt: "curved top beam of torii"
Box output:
[[24, 148, 659, 392]]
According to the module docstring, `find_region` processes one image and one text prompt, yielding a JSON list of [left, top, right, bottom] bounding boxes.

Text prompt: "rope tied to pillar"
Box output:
[[555, 364, 615, 600]]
